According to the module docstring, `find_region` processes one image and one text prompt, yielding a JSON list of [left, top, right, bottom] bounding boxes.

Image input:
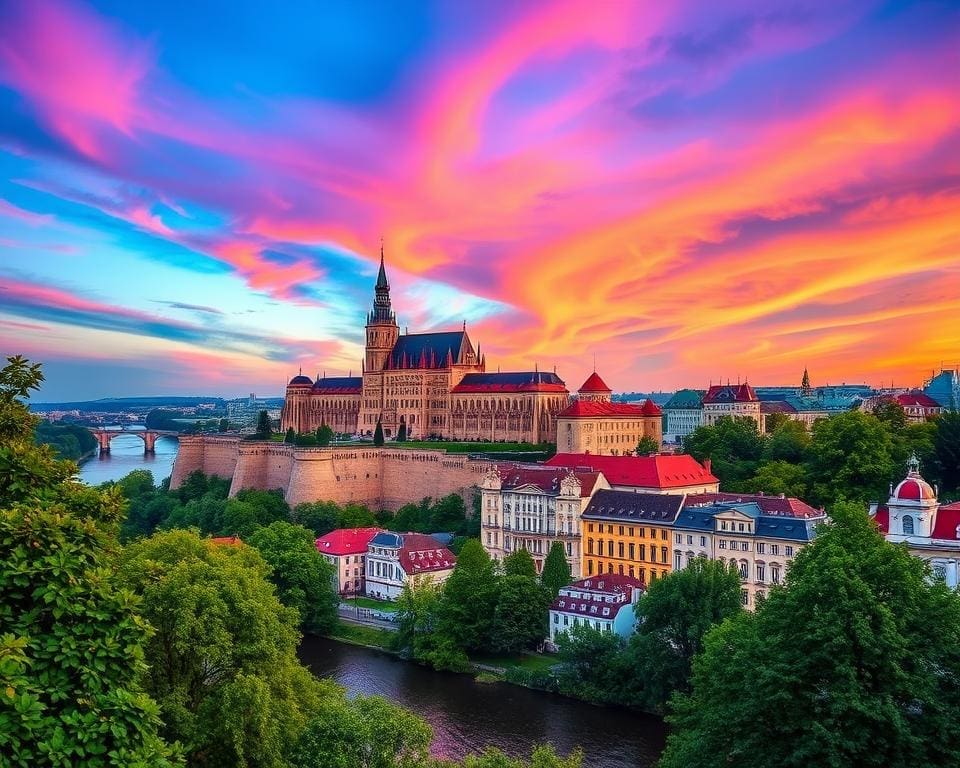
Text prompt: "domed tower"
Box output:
[[365, 245, 399, 373], [281, 371, 314, 433], [886, 455, 939, 541]]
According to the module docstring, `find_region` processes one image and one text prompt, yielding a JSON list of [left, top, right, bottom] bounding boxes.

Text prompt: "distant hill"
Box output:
[[31, 397, 227, 412]]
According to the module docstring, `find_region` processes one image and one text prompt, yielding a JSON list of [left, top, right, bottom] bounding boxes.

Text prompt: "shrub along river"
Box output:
[[299, 635, 667, 766]]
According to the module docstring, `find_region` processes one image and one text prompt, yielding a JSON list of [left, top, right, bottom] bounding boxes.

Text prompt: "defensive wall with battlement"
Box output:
[[170, 435, 494, 510]]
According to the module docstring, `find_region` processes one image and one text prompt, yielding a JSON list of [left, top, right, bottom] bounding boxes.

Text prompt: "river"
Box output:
[[299, 636, 667, 767], [77, 426, 180, 486]]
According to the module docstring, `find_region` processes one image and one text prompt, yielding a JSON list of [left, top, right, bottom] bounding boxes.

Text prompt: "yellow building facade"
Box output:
[[581, 490, 685, 584]]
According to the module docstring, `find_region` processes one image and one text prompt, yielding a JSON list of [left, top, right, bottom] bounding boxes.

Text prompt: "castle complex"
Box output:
[[281, 250, 569, 444]]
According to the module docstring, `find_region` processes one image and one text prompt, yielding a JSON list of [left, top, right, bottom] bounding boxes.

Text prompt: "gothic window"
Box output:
[[902, 515, 915, 535]]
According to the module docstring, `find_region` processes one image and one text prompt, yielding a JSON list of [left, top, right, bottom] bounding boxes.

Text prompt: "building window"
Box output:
[[741, 589, 749, 606], [756, 563, 765, 582], [618, 542, 625, 558], [771, 544, 780, 556], [719, 540, 727, 550], [738, 561, 748, 579], [674, 552, 682, 569], [902, 515, 915, 535], [629, 543, 635, 560], [687, 535, 693, 545], [785, 546, 794, 557], [772, 565, 782, 584], [700, 536, 707, 548], [661, 546, 668, 563], [675, 533, 682, 544], [757, 542, 765, 555], [587, 538, 594, 555]]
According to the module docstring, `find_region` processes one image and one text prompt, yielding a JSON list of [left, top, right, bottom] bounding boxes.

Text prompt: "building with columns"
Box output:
[[281, 249, 570, 442], [872, 457, 960, 589], [555, 372, 662, 455], [479, 464, 608, 578]]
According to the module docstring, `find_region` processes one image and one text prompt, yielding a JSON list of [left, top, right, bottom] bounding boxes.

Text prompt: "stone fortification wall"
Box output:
[[172, 437, 494, 511], [380, 449, 493, 510], [285, 448, 383, 508], [169, 435, 240, 489], [229, 443, 295, 496]]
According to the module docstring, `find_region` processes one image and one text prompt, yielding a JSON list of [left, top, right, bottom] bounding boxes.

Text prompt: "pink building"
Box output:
[[315, 527, 383, 595]]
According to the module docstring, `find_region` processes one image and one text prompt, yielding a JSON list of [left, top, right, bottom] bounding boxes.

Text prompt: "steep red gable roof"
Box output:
[[209, 535, 242, 546], [396, 533, 457, 574], [557, 399, 661, 418], [546, 453, 717, 489], [496, 464, 601, 497], [579, 372, 612, 393], [316, 527, 383, 556], [685, 492, 821, 518], [703, 383, 758, 404]]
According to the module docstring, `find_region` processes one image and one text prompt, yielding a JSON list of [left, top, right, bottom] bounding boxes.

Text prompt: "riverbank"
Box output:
[[324, 618, 561, 687]]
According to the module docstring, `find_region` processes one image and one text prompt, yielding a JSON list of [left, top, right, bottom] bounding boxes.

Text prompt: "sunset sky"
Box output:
[[1, 0, 958, 401]]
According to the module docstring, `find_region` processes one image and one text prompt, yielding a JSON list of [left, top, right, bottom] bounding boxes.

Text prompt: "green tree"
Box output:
[[395, 581, 469, 672], [429, 493, 468, 532], [683, 416, 765, 490], [316, 424, 334, 447], [294, 500, 343, 536], [219, 418, 230, 432], [291, 694, 431, 768], [460, 745, 583, 768], [396, 420, 407, 442], [119, 529, 332, 767], [373, 418, 385, 446], [743, 460, 808, 499], [934, 410, 960, 494], [118, 468, 157, 499], [503, 548, 537, 578], [624, 558, 741, 712], [439, 540, 499, 653], [256, 410, 272, 438], [873, 399, 908, 431], [248, 521, 339, 633], [661, 503, 960, 768], [0, 355, 178, 767], [762, 419, 810, 464], [763, 410, 791, 434], [540, 542, 572, 599], [554, 625, 628, 705], [285, 427, 297, 443], [806, 410, 897, 506], [493, 574, 549, 654], [635, 435, 659, 455]]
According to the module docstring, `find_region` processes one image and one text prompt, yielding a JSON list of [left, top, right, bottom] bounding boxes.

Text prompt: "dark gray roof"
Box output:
[[370, 532, 403, 548], [673, 507, 716, 531], [582, 489, 685, 523], [388, 331, 470, 369]]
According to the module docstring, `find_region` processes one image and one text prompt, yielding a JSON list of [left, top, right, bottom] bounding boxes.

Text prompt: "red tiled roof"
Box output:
[[316, 527, 383, 556], [703, 383, 759, 404], [551, 574, 645, 615], [934, 503, 960, 540], [547, 453, 717, 489], [873, 505, 890, 533], [685, 491, 821, 518], [396, 532, 457, 574], [557, 399, 662, 418], [209, 535, 242, 546], [895, 391, 942, 409], [579, 372, 612, 393], [495, 464, 601, 497]]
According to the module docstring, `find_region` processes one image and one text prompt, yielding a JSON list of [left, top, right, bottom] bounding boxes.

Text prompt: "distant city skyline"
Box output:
[[1, 1, 958, 401]]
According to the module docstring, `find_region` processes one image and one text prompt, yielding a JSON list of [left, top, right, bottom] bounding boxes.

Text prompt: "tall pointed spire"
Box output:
[[376, 238, 389, 291]]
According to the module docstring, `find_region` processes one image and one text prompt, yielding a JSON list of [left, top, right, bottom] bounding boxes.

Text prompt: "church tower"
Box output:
[[364, 246, 399, 373]]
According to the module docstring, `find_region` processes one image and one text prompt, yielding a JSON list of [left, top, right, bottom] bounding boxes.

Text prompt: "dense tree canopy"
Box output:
[[635, 436, 659, 455], [119, 529, 332, 767], [248, 521, 339, 632], [661, 503, 960, 768], [0, 355, 177, 767], [684, 416, 764, 490]]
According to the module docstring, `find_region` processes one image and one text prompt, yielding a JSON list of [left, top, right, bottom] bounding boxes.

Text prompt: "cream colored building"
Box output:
[[702, 382, 763, 432], [674, 492, 826, 609], [556, 373, 662, 456], [480, 464, 609, 578]]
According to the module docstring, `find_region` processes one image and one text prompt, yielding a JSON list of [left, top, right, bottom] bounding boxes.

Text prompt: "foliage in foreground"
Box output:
[[0, 355, 178, 767], [660, 503, 960, 768]]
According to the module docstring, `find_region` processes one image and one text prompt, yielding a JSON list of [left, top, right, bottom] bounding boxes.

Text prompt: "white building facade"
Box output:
[[365, 531, 457, 600]]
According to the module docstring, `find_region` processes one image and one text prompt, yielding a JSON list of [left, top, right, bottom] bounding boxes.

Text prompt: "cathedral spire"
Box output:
[[369, 241, 395, 325], [376, 238, 389, 291]]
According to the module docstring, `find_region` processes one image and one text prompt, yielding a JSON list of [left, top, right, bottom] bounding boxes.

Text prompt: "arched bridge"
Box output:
[[87, 427, 180, 455]]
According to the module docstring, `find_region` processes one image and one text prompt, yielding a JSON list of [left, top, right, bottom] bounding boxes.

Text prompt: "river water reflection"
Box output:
[[77, 427, 179, 486], [299, 635, 666, 767]]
